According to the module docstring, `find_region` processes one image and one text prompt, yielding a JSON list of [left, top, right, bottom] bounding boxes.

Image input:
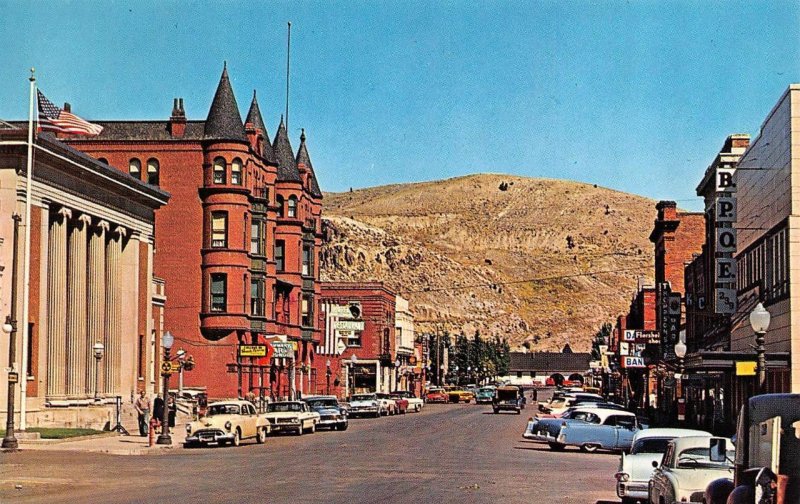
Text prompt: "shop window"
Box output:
[[129, 158, 141, 179], [210, 273, 227, 312], [288, 196, 297, 218], [211, 212, 228, 248], [231, 158, 242, 185], [213, 157, 226, 184], [147, 158, 160, 186], [275, 240, 285, 271]]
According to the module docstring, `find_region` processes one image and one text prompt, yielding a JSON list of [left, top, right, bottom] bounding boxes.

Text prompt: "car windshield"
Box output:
[[632, 438, 672, 454], [676, 447, 735, 468], [307, 399, 338, 408], [352, 395, 375, 402], [478, 388, 494, 393], [208, 404, 240, 416], [268, 402, 302, 412], [428, 389, 444, 394]]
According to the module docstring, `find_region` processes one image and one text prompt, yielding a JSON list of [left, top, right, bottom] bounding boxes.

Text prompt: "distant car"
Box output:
[[184, 400, 269, 447], [303, 396, 348, 431], [538, 393, 605, 416], [349, 393, 384, 417], [425, 387, 448, 404], [377, 392, 405, 414], [614, 428, 712, 504], [447, 388, 475, 404], [475, 386, 496, 404], [493, 386, 525, 414], [391, 390, 424, 412], [649, 436, 734, 504], [262, 401, 320, 435], [552, 410, 641, 452]]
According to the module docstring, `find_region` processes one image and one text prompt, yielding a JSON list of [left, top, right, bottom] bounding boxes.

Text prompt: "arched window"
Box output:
[[287, 196, 297, 218], [146, 158, 160, 186], [129, 158, 141, 179], [231, 158, 242, 185], [276, 195, 284, 217], [213, 157, 226, 184], [97, 157, 108, 165]]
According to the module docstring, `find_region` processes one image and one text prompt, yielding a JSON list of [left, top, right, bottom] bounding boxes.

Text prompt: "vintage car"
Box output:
[[649, 436, 734, 504], [535, 402, 626, 419], [538, 392, 605, 415], [349, 393, 384, 417], [492, 386, 525, 414], [424, 387, 448, 404], [523, 407, 629, 444], [303, 396, 348, 431], [551, 409, 641, 452], [391, 390, 424, 412], [184, 400, 269, 447], [475, 386, 496, 404], [614, 428, 712, 504], [376, 392, 405, 414], [262, 401, 320, 435], [447, 388, 475, 404]]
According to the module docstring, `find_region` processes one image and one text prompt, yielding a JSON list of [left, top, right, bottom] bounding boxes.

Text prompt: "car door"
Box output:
[[612, 416, 638, 450], [244, 404, 256, 438]]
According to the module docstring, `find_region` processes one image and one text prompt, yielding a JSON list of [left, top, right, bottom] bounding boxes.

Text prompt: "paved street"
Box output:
[[0, 403, 621, 504]]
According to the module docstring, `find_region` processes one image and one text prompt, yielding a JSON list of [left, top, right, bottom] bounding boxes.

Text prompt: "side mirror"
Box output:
[[709, 438, 727, 462], [652, 460, 658, 468]]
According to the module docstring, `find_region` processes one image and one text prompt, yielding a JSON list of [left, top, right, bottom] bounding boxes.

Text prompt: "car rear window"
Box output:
[[632, 438, 671, 454]]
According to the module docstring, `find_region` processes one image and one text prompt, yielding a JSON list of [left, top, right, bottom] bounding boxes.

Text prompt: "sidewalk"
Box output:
[[11, 428, 187, 456]]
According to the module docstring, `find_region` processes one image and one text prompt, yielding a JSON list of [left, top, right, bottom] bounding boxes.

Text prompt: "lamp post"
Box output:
[[394, 359, 401, 391], [349, 354, 357, 397], [176, 348, 186, 397], [749, 302, 771, 394], [326, 359, 331, 395], [92, 342, 104, 401], [156, 331, 174, 445], [2, 214, 22, 450], [674, 340, 687, 375]]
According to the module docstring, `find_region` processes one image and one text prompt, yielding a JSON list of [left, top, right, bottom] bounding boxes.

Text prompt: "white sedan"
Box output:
[[262, 401, 320, 435], [649, 436, 734, 504]]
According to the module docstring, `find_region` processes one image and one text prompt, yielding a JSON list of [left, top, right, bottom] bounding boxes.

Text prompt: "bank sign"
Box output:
[[621, 356, 645, 368]]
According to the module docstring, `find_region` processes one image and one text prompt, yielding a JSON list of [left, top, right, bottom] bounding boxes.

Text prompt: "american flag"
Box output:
[[37, 90, 103, 136]]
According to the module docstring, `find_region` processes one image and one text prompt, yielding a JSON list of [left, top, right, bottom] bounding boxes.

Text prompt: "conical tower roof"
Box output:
[[204, 63, 247, 142], [272, 116, 301, 182], [245, 91, 275, 162], [296, 129, 322, 198]]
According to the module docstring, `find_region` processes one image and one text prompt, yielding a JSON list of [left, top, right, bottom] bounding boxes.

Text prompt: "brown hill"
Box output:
[[320, 174, 656, 352]]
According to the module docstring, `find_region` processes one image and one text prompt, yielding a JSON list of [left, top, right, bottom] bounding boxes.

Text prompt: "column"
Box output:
[[66, 214, 90, 399], [46, 207, 70, 399], [86, 220, 108, 397], [104, 225, 126, 395]]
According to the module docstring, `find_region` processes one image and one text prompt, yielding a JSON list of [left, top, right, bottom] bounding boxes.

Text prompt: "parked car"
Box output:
[[447, 388, 475, 404], [523, 407, 628, 444], [391, 390, 424, 412], [551, 410, 641, 452], [425, 387, 448, 404], [262, 401, 320, 435], [649, 436, 734, 504], [614, 428, 712, 504], [376, 392, 405, 414], [538, 392, 605, 415], [303, 395, 348, 431], [184, 400, 268, 447], [492, 386, 525, 414], [535, 402, 627, 419], [475, 386, 496, 404], [349, 393, 384, 417]]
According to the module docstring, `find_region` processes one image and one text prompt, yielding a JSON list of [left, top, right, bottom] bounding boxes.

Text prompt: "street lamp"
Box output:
[[749, 302, 771, 394], [394, 359, 401, 391], [674, 340, 687, 375], [175, 348, 186, 396], [92, 342, 104, 401], [349, 354, 357, 397], [326, 359, 332, 395], [2, 214, 22, 450], [156, 331, 174, 445]]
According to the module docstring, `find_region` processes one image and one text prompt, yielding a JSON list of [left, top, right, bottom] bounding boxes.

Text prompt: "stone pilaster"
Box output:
[[46, 207, 70, 399], [104, 225, 126, 395], [66, 213, 90, 399], [86, 220, 108, 397]]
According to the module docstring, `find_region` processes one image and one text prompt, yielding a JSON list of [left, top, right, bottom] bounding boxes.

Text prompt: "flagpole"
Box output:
[[285, 21, 291, 130], [20, 68, 36, 430]]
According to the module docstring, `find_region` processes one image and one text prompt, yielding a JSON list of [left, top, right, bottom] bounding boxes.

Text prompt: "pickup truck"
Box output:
[[552, 410, 641, 452]]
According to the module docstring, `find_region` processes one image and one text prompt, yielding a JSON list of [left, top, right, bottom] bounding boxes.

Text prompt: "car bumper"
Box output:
[[616, 481, 649, 499], [349, 407, 379, 415], [269, 422, 302, 432], [186, 430, 235, 444], [522, 431, 556, 442], [318, 418, 347, 427]]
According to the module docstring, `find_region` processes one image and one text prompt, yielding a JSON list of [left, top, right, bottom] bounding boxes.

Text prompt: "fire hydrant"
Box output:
[[148, 417, 158, 447]]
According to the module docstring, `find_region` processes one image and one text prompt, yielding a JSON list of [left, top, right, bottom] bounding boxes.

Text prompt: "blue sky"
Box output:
[[1, 1, 798, 210]]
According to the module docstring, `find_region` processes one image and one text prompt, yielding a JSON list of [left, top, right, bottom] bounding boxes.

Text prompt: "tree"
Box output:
[[590, 323, 612, 360]]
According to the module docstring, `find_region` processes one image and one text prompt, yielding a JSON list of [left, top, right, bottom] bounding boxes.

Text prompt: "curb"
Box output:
[[17, 431, 119, 445]]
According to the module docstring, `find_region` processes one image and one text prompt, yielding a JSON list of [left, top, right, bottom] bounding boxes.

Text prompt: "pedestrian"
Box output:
[[168, 395, 177, 431], [134, 390, 151, 437], [153, 394, 165, 428]]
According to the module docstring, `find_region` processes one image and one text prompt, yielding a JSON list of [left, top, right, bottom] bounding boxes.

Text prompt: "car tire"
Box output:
[[296, 426, 303, 436], [309, 422, 316, 434], [183, 441, 199, 449], [416, 404, 422, 412], [256, 427, 266, 444], [231, 429, 241, 447], [374, 411, 380, 418], [548, 442, 566, 451], [580, 444, 599, 453], [493, 408, 499, 414], [340, 422, 348, 431]]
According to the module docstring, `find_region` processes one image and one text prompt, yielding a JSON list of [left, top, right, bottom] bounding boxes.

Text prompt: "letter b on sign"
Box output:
[[716, 168, 736, 192]]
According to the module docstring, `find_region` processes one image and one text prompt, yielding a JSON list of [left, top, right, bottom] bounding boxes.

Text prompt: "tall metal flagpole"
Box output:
[[285, 21, 291, 130], [20, 68, 36, 430]]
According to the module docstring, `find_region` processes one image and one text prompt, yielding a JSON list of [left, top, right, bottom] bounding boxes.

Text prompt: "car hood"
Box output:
[[622, 453, 663, 482], [350, 400, 377, 407], [190, 414, 240, 428], [263, 411, 302, 419]]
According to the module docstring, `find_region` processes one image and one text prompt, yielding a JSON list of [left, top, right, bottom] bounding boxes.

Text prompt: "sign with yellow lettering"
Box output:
[[239, 344, 268, 358]]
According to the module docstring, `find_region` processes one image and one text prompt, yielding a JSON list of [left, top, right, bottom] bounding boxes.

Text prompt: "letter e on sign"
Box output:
[[716, 228, 736, 253], [716, 196, 736, 222], [716, 258, 736, 283], [716, 168, 736, 193]]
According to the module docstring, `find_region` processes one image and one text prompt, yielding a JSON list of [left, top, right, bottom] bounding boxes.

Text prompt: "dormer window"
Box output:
[[287, 196, 297, 218], [129, 158, 141, 179], [213, 157, 226, 184], [231, 158, 242, 185], [147, 158, 160, 186]]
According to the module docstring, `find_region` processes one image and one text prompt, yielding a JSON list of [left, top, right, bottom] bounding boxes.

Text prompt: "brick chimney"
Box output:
[[168, 98, 186, 138], [656, 200, 677, 221]]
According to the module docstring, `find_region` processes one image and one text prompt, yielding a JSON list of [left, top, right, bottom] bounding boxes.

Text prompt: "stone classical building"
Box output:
[[0, 127, 168, 428]]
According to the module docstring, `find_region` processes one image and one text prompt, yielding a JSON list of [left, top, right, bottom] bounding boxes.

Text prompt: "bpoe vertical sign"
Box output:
[[714, 166, 737, 314]]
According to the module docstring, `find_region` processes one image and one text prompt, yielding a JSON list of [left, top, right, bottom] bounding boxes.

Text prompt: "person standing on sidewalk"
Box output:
[[134, 390, 151, 437]]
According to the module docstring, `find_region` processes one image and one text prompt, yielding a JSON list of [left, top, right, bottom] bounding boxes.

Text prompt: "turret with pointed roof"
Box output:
[[272, 116, 301, 182], [245, 91, 275, 162], [296, 129, 323, 198], [204, 63, 247, 142]]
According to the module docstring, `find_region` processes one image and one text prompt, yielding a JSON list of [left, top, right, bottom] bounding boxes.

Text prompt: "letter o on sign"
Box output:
[[717, 228, 736, 252]]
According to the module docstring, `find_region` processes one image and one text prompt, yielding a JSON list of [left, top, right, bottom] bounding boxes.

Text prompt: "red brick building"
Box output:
[[64, 65, 323, 399], [316, 282, 397, 398]]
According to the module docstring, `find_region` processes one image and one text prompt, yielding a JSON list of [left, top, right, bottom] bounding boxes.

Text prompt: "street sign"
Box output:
[[328, 305, 354, 318], [160, 361, 173, 375], [271, 342, 294, 359], [336, 339, 347, 354], [239, 344, 267, 357], [335, 320, 365, 331], [735, 361, 757, 376], [621, 356, 645, 368]]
